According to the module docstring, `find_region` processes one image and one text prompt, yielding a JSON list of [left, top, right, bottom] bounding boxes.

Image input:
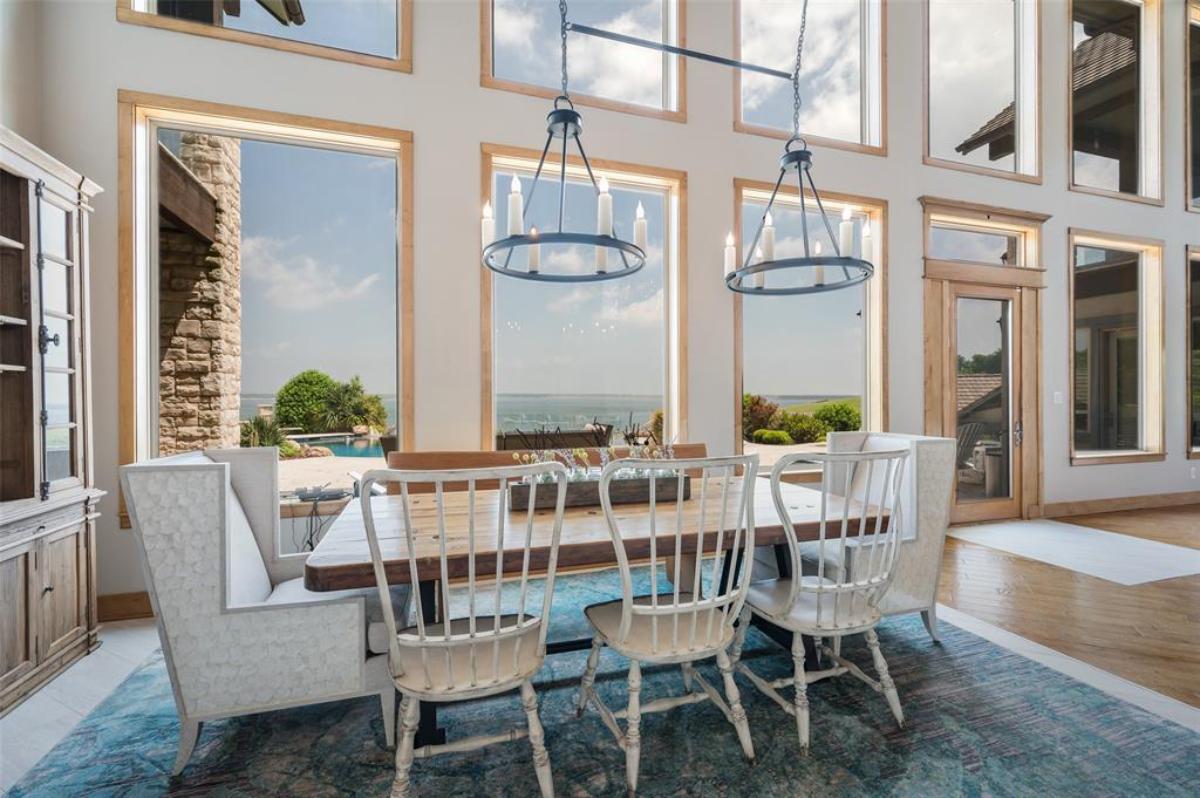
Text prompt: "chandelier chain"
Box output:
[[792, 0, 810, 137], [560, 0, 570, 97]]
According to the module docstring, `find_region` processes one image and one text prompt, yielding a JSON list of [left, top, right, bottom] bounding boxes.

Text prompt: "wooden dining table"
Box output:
[[304, 478, 867, 745]]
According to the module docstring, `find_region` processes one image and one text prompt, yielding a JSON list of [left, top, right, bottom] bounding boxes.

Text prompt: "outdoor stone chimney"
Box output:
[[157, 133, 242, 454]]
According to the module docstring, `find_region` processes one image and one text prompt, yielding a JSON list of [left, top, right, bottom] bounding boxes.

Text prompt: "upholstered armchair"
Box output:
[[120, 447, 409, 775], [752, 432, 955, 642]]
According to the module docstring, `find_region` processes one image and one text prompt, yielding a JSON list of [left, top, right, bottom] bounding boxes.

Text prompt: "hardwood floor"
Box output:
[[939, 504, 1200, 708]]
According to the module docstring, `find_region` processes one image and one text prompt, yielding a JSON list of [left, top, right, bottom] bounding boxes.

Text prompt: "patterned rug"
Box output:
[[8, 568, 1199, 797]]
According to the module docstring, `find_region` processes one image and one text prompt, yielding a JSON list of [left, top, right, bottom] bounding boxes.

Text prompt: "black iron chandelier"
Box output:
[[480, 1, 646, 283], [724, 0, 874, 296]]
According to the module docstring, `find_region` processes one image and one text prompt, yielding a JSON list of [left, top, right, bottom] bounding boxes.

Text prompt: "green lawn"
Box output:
[[782, 396, 862, 416]]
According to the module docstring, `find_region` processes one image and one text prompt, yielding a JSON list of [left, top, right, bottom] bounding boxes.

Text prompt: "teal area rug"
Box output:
[[8, 568, 1199, 797]]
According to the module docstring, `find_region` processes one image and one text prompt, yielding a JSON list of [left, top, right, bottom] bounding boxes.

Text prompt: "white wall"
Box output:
[[10, 0, 1198, 596], [0, 0, 41, 142]]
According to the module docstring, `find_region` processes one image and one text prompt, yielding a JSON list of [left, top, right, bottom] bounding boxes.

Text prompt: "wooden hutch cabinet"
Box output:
[[1, 127, 103, 715]]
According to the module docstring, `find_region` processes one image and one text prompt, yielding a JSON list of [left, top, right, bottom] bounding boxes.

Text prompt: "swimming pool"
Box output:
[[298, 436, 384, 458]]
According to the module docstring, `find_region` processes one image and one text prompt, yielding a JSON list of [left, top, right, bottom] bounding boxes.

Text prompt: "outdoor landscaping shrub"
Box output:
[[813, 401, 861, 432], [742, 394, 779, 440], [278, 440, 302, 459], [752, 429, 793, 445], [648, 408, 665, 444], [322, 376, 388, 432], [240, 416, 285, 448], [275, 370, 338, 432], [777, 411, 829, 444]]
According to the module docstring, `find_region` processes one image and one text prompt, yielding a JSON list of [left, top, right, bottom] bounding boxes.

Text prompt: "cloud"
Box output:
[[546, 285, 590, 314], [493, 0, 665, 108], [598, 286, 662, 328], [740, 0, 861, 141], [241, 235, 382, 310]]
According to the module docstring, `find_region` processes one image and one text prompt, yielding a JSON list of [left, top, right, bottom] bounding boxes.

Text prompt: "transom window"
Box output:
[[736, 0, 884, 150], [1070, 0, 1162, 201], [926, 0, 1039, 178], [735, 182, 886, 468], [1069, 230, 1164, 463], [482, 147, 684, 450], [119, 0, 410, 69], [485, 0, 682, 118]]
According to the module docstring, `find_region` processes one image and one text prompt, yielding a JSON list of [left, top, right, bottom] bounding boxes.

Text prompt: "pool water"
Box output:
[[305, 437, 385, 458]]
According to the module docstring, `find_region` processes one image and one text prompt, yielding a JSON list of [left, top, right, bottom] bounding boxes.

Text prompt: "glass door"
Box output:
[[948, 285, 1022, 522]]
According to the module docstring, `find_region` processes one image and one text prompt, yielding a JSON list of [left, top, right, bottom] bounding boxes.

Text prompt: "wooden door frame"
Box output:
[[921, 197, 1046, 520]]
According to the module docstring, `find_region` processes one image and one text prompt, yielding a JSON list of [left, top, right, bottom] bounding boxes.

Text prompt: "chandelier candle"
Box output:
[[596, 177, 612, 271], [839, 206, 854, 256], [753, 247, 765, 289], [482, 201, 495, 249], [528, 227, 540, 272], [724, 232, 736, 276], [507, 176, 523, 236], [813, 241, 825, 285], [761, 212, 776, 261], [634, 201, 647, 252]]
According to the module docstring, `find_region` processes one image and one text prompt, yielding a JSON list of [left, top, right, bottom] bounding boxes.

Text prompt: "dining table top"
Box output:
[[304, 478, 870, 592]]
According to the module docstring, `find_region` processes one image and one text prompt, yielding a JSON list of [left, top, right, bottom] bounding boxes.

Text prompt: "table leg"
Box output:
[[414, 579, 446, 748]]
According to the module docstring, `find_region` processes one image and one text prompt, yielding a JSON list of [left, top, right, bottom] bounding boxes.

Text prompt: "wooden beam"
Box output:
[[156, 143, 216, 243]]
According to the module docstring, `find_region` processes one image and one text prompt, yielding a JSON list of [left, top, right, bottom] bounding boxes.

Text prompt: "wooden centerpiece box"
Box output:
[[509, 471, 692, 511]]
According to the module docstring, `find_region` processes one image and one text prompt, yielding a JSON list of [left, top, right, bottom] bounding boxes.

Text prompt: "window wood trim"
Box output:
[[919, 195, 1051, 283], [116, 0, 413, 72], [1066, 228, 1165, 465], [921, 0, 1042, 183], [117, 90, 415, 526], [731, 0, 887, 156], [1187, 2, 1200, 214], [479, 142, 688, 451], [1188, 246, 1199, 458], [731, 178, 889, 454], [1066, 0, 1164, 205], [478, 0, 687, 124]]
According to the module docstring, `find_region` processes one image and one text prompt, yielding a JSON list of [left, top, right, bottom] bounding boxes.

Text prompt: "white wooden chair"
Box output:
[[731, 448, 909, 753], [359, 462, 569, 798], [120, 448, 407, 775], [576, 455, 759, 795]]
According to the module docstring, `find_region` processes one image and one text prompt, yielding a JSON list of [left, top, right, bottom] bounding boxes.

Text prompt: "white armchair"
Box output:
[[821, 432, 955, 640], [752, 432, 955, 642], [120, 447, 410, 775]]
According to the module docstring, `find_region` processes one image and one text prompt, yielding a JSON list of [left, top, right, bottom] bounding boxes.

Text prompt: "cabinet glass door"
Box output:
[[36, 189, 78, 491]]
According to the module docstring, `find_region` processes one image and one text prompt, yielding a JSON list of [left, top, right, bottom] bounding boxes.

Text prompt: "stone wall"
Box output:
[[157, 134, 242, 455]]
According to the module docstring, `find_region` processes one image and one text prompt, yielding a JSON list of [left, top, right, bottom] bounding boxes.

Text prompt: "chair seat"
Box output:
[[584, 594, 736, 662], [389, 615, 545, 698], [265, 578, 411, 655], [745, 577, 880, 634]]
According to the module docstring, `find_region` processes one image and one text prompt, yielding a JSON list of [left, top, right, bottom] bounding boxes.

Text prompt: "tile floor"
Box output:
[[0, 619, 160, 792]]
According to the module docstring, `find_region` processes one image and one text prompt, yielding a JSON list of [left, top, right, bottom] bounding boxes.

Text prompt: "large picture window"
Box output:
[[735, 182, 885, 467], [482, 147, 684, 451], [736, 0, 884, 151], [1070, 0, 1162, 201], [1069, 230, 1163, 463], [484, 0, 683, 119], [118, 0, 411, 70], [925, 0, 1039, 178], [122, 94, 412, 519]]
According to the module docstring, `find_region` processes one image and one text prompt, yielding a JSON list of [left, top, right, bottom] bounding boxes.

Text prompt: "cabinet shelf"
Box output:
[[0, 234, 24, 251], [0, 314, 28, 327], [0, 363, 27, 373]]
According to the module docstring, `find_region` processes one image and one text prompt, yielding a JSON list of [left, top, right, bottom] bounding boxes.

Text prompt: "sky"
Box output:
[[492, 168, 667, 398], [159, 130, 399, 399], [219, 0, 397, 58], [493, 0, 667, 109], [739, 197, 865, 399]]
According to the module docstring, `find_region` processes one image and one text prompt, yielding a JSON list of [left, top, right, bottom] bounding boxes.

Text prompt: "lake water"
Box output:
[[241, 393, 664, 435]]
